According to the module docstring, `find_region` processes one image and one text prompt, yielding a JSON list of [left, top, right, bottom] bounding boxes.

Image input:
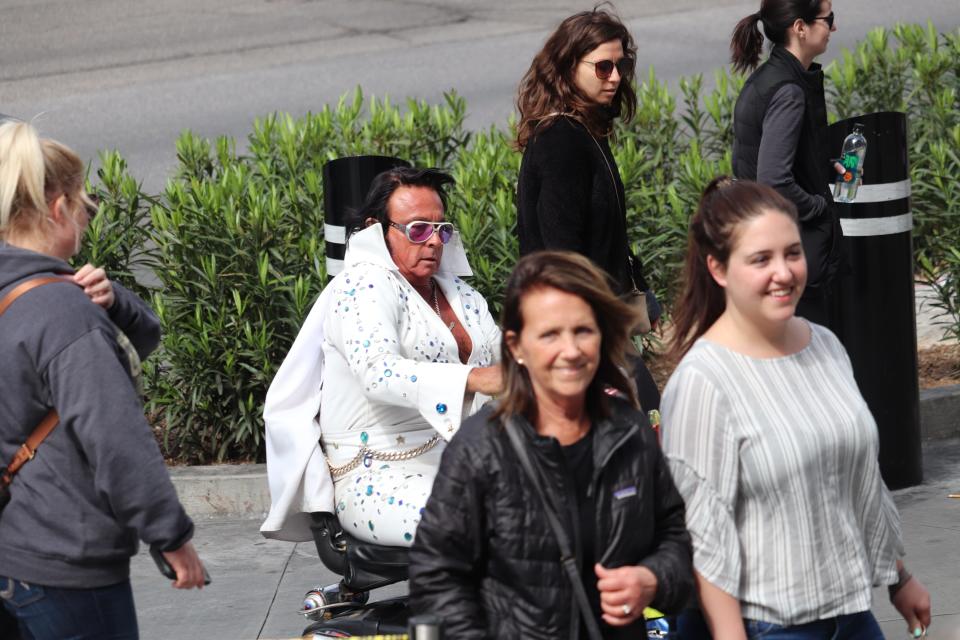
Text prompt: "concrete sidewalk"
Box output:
[[131, 436, 960, 640], [129, 510, 404, 640]]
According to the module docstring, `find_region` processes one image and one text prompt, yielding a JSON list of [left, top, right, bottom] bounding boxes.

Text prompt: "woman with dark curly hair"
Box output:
[[515, 7, 660, 412]]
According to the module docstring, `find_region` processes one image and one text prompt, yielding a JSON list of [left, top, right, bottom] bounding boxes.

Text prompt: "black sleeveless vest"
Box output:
[[733, 46, 841, 290]]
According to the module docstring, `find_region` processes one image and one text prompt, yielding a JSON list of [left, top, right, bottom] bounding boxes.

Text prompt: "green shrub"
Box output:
[[76, 151, 157, 301], [143, 154, 324, 461], [616, 67, 741, 305], [81, 24, 959, 462], [446, 126, 521, 315]]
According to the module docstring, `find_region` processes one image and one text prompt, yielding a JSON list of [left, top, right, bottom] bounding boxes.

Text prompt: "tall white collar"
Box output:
[[344, 223, 474, 277]]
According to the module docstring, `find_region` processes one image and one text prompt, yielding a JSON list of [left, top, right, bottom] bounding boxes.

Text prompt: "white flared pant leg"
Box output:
[[333, 456, 439, 547]]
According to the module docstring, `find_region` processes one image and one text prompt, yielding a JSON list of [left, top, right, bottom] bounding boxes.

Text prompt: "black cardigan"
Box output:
[[517, 116, 646, 295]]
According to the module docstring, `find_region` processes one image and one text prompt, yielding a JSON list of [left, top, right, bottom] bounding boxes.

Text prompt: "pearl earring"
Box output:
[[516, 358, 524, 366]]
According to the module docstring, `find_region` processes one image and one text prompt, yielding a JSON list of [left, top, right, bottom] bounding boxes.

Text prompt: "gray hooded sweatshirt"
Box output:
[[0, 243, 193, 588]]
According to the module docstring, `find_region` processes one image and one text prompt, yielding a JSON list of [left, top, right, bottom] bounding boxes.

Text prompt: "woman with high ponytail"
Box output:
[[730, 11, 766, 73], [730, 0, 846, 329], [661, 178, 932, 639], [0, 121, 207, 639]]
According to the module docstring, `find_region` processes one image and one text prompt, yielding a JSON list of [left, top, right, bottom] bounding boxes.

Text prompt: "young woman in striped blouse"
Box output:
[[661, 178, 930, 639]]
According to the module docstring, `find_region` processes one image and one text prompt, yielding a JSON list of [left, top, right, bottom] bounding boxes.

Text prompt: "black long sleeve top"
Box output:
[[517, 116, 640, 294]]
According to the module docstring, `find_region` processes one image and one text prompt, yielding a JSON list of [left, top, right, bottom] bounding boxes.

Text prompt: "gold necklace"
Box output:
[[430, 279, 456, 331]]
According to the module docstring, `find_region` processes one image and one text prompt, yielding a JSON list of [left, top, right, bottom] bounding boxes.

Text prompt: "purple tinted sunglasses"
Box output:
[[388, 220, 455, 244]]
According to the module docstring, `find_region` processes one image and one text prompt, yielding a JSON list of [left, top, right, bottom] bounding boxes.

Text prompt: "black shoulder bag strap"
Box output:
[[504, 415, 604, 640], [581, 122, 641, 295]]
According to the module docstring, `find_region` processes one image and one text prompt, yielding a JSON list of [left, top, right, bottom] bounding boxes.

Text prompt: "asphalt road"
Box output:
[[2, 0, 959, 191]]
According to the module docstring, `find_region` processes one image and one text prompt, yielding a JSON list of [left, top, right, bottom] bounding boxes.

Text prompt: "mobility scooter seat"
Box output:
[[309, 511, 409, 592]]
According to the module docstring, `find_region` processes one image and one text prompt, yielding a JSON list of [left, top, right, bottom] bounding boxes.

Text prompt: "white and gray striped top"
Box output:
[[661, 323, 904, 626]]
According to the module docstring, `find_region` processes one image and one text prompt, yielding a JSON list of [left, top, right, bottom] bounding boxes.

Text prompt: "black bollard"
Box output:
[[828, 111, 922, 489], [322, 155, 410, 278]]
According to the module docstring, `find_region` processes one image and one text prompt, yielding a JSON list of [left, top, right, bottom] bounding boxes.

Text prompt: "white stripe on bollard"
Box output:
[[324, 223, 346, 244], [326, 257, 344, 275], [826, 179, 911, 203], [840, 212, 912, 237]]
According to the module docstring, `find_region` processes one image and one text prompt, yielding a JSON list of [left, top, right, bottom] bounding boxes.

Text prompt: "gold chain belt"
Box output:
[[325, 434, 442, 479]]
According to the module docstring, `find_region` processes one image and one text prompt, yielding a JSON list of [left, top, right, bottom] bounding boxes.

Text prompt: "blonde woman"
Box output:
[[0, 121, 205, 639]]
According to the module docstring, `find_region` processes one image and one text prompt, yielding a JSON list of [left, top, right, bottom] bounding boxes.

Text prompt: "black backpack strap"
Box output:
[[504, 415, 604, 640]]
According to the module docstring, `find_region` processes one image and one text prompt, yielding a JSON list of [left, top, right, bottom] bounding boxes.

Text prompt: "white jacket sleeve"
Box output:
[[260, 287, 335, 542]]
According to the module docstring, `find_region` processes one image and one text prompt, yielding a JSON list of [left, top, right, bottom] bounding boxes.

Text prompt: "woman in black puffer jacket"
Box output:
[[409, 252, 692, 639]]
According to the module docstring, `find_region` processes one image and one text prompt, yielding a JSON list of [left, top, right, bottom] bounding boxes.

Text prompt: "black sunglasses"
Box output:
[[810, 11, 835, 29], [581, 57, 635, 80]]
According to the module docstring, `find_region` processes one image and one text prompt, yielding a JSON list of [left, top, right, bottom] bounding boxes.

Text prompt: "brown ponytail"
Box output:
[[729, 0, 824, 73], [730, 12, 765, 73]]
